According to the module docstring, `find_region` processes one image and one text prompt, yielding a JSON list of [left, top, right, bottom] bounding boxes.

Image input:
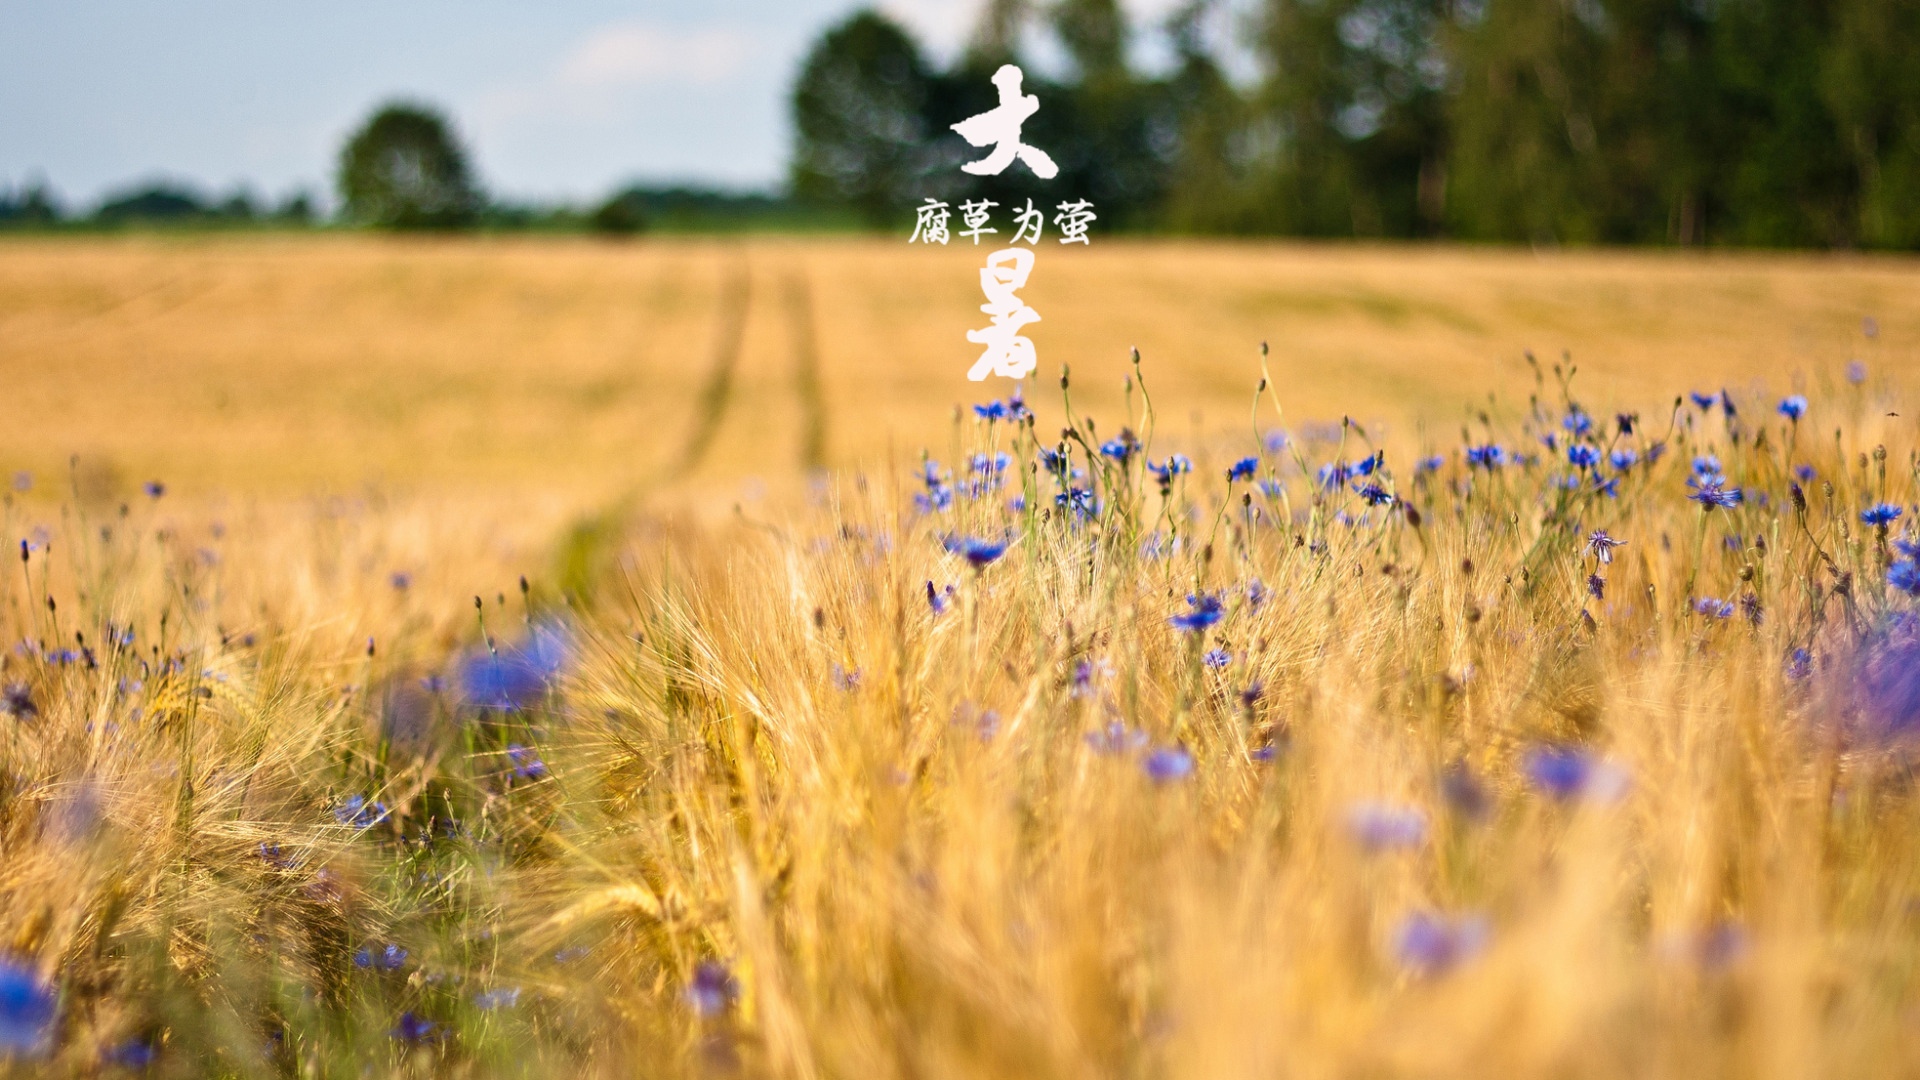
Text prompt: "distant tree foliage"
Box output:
[[337, 103, 482, 230], [790, 12, 939, 225], [791, 0, 1920, 248]]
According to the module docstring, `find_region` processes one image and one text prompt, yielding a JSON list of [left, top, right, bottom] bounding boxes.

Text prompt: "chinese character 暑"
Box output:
[[960, 199, 998, 244], [911, 198, 951, 244], [1011, 199, 1044, 245], [966, 248, 1040, 381], [1054, 200, 1096, 245], [950, 65, 1059, 179]]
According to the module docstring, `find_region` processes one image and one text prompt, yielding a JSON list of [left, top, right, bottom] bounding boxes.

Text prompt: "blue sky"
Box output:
[[0, 0, 1205, 209]]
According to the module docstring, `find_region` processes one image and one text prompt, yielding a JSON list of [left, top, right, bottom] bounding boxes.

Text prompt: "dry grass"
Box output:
[[2, 235, 1913, 499], [0, 235, 1916, 1077]]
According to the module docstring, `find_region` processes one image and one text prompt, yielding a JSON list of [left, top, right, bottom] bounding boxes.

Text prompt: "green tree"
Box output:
[[1160, 0, 1262, 231], [1821, 0, 1920, 247], [337, 103, 481, 230], [790, 11, 937, 226], [1246, 0, 1450, 236]]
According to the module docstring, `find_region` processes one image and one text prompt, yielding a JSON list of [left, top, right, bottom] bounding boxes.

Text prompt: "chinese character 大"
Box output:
[[950, 65, 1059, 180]]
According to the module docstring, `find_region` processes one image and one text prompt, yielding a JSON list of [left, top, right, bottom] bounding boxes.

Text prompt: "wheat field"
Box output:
[[0, 235, 1916, 1078]]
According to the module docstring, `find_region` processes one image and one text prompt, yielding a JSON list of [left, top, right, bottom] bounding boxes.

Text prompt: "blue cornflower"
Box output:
[[925, 580, 955, 615], [1146, 455, 1192, 483], [1691, 455, 1722, 478], [943, 534, 1008, 568], [1593, 476, 1621, 498], [1247, 580, 1269, 609], [1352, 454, 1380, 477], [1240, 680, 1265, 709], [1690, 391, 1717, 410], [972, 400, 1008, 421], [1440, 763, 1489, 820], [1794, 464, 1816, 482], [1143, 745, 1194, 783], [333, 795, 390, 830], [1540, 431, 1560, 453], [1099, 437, 1136, 463], [1226, 456, 1258, 482], [1847, 360, 1868, 385], [1586, 530, 1626, 564], [1897, 538, 1920, 560], [2, 683, 34, 720], [1567, 445, 1600, 470], [1778, 395, 1807, 420], [1563, 410, 1594, 435], [458, 620, 572, 711], [1316, 462, 1352, 489], [1256, 478, 1284, 498], [474, 988, 522, 1010], [1201, 648, 1231, 669], [1344, 802, 1427, 851], [1851, 617, 1920, 744], [1683, 922, 1750, 971], [1038, 447, 1070, 476], [1786, 648, 1813, 680], [142, 481, 165, 499], [1688, 483, 1743, 510], [1168, 593, 1225, 632], [391, 1012, 438, 1044], [1084, 722, 1148, 755], [1608, 448, 1637, 471], [1465, 444, 1506, 470], [1417, 454, 1445, 473], [1055, 488, 1097, 519], [1391, 912, 1489, 976], [1890, 561, 1920, 597], [687, 961, 739, 1017], [354, 943, 408, 971], [507, 743, 548, 781], [968, 452, 1013, 476], [1695, 597, 1736, 619], [1263, 430, 1290, 454], [0, 960, 54, 1057], [104, 1039, 157, 1068], [1861, 503, 1904, 528], [1353, 482, 1394, 507], [1524, 746, 1630, 801], [914, 485, 954, 513]]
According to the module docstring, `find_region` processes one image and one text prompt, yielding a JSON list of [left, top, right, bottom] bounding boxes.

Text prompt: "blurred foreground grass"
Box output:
[[0, 237, 1916, 1077]]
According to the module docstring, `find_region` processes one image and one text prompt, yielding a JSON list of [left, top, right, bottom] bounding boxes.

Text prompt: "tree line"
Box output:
[[0, 104, 821, 236], [790, 0, 1920, 248]]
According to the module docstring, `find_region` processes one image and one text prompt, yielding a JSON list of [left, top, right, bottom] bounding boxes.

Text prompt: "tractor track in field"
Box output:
[[785, 266, 829, 472], [672, 253, 752, 476]]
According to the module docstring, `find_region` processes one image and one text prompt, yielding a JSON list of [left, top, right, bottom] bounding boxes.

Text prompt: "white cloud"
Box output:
[[557, 21, 752, 88]]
